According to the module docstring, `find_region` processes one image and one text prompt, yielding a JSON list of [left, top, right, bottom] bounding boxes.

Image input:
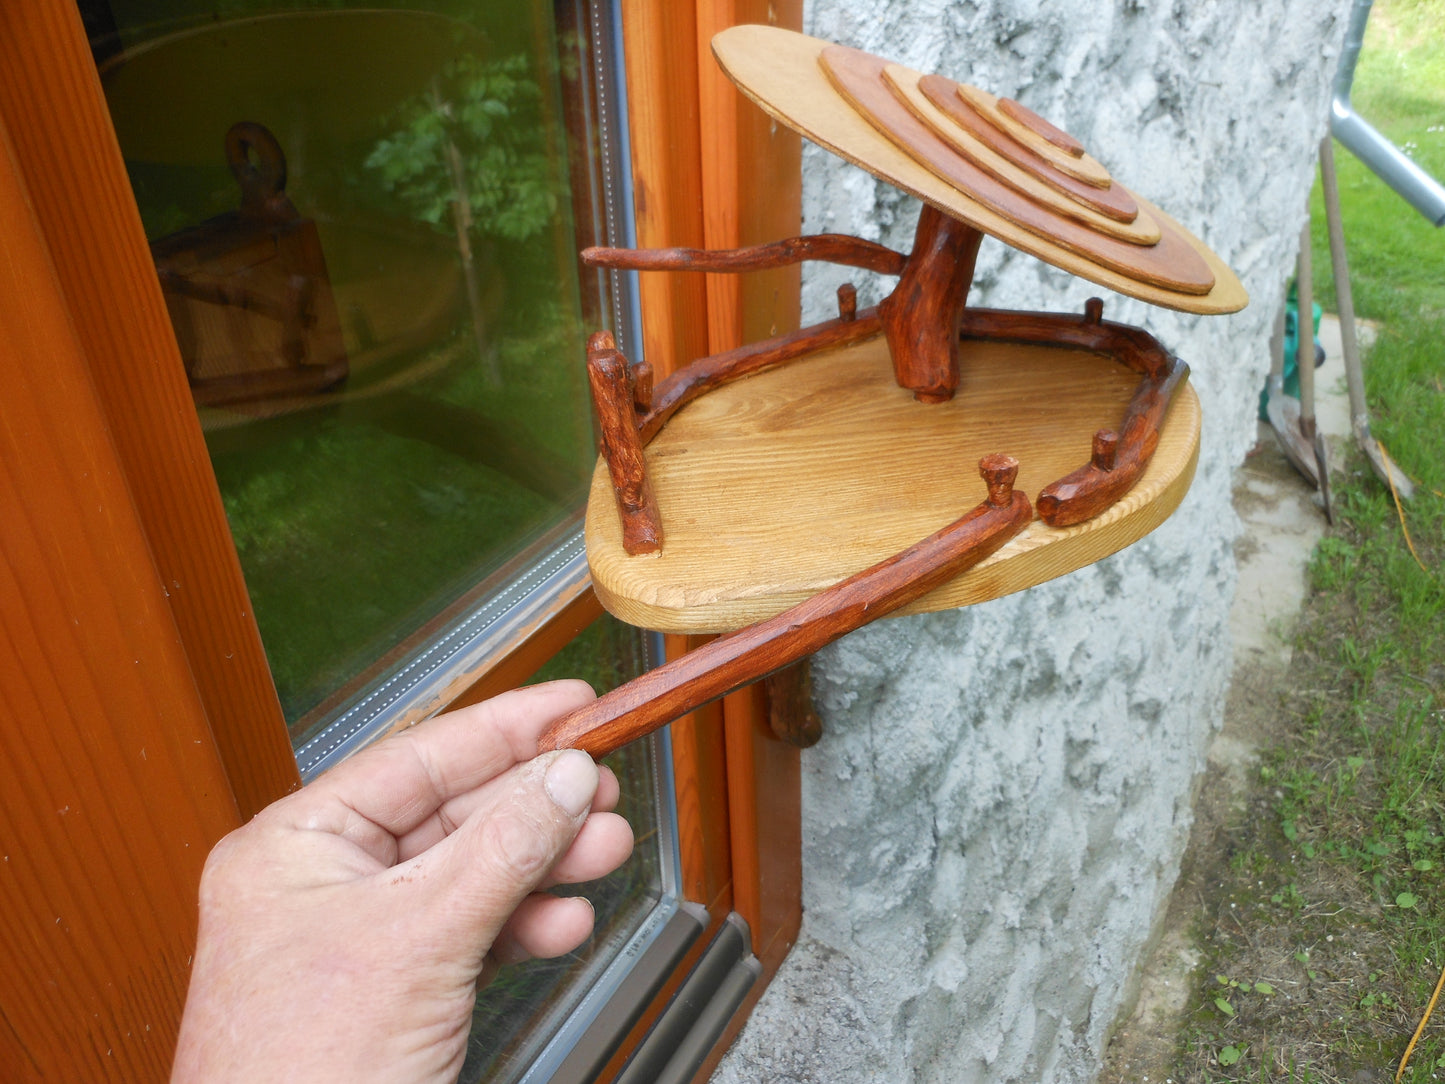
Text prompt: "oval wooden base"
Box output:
[[585, 331, 1199, 634]]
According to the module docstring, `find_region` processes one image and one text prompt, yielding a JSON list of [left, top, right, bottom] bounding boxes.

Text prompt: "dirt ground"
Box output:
[[1100, 320, 1381, 1082], [1100, 443, 1317, 1084]]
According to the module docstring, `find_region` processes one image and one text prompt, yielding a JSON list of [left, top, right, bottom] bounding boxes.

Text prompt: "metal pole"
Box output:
[[1331, 0, 1445, 226], [1319, 134, 1415, 498], [1295, 220, 1333, 519]]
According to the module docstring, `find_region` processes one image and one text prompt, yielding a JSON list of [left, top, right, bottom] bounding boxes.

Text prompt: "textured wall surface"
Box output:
[[713, 2, 1350, 1081]]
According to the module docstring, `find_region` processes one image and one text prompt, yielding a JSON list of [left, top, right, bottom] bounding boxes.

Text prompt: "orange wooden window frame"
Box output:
[[0, 0, 802, 1080]]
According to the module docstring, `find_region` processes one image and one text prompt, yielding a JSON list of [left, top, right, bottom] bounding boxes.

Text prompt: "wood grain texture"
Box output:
[[878, 205, 983, 401], [638, 308, 885, 442], [819, 45, 1215, 296], [0, 2, 298, 819], [0, 113, 243, 1084], [587, 330, 1200, 633], [542, 460, 1031, 756], [960, 85, 1111, 186], [895, 70, 1156, 241], [922, 78, 1130, 216], [710, 24, 1247, 315], [998, 96, 1086, 158]]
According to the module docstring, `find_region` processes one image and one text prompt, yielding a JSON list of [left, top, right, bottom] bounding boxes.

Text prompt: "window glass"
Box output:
[[465, 614, 663, 1082], [89, 0, 617, 735], [84, 2, 679, 1076]]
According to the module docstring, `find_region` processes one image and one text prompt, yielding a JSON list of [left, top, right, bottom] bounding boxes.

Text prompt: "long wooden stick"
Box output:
[[539, 455, 1032, 757], [582, 233, 907, 276]]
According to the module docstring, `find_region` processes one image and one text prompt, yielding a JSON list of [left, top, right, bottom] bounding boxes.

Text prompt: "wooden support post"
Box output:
[[879, 204, 984, 403], [765, 660, 823, 748], [587, 331, 663, 555]]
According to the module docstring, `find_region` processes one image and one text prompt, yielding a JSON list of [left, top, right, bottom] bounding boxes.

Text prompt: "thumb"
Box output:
[[425, 749, 600, 950]]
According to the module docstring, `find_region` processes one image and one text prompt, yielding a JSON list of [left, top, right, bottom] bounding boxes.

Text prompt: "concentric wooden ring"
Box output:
[[710, 25, 1247, 315], [821, 46, 1215, 295], [885, 66, 1159, 245]]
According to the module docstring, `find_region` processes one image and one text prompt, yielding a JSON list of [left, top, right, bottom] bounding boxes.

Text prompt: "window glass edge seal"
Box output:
[[295, 530, 590, 780]]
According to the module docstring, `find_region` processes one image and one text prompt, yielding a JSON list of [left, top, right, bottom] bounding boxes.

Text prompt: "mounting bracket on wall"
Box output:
[[539, 26, 1246, 757]]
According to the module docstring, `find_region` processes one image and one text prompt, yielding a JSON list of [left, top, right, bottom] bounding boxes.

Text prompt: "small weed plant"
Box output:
[[1176, 1, 1445, 1079]]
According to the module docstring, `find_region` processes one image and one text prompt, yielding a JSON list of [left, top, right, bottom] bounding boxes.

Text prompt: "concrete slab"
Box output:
[[1231, 313, 1364, 669]]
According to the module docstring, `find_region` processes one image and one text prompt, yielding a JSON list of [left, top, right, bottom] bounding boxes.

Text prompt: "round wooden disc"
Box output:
[[711, 24, 1247, 315], [884, 65, 1160, 245], [585, 333, 1201, 634]]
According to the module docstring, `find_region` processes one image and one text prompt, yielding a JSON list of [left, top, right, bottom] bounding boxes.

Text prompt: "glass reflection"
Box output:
[[92, 2, 603, 731]]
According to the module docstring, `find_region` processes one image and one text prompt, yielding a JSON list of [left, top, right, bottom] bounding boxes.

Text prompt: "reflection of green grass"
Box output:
[[213, 282, 595, 724]]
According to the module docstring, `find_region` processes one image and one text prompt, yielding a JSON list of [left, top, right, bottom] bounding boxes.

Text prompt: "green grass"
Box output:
[[1175, 1, 1445, 1079], [1306, 0, 1445, 495]]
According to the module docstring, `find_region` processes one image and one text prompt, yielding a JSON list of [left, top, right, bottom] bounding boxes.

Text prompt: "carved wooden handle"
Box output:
[[581, 234, 907, 277], [538, 455, 1033, 757]]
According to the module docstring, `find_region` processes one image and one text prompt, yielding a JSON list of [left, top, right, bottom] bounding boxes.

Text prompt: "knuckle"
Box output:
[[479, 806, 563, 882]]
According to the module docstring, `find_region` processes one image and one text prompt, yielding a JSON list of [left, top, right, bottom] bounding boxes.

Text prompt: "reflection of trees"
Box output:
[[365, 54, 556, 384]]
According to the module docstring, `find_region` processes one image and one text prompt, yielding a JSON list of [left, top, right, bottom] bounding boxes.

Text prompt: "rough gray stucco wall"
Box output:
[[712, 2, 1350, 1081]]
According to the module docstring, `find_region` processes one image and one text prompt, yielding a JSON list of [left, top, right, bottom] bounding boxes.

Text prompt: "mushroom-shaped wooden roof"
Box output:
[[712, 25, 1246, 315]]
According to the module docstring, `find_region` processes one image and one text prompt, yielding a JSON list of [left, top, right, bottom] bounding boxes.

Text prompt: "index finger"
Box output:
[[289, 680, 597, 845]]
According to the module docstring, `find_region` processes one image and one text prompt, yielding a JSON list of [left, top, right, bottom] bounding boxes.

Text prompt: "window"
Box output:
[[0, 1, 803, 1080], [87, 0, 635, 738], [84, 1, 690, 1075]]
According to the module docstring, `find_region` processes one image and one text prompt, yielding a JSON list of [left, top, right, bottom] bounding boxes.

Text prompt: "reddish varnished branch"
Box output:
[[1035, 355, 1189, 527], [587, 331, 662, 554], [538, 455, 1033, 757], [878, 205, 983, 403], [958, 302, 1172, 378], [582, 234, 907, 277], [637, 309, 884, 443]]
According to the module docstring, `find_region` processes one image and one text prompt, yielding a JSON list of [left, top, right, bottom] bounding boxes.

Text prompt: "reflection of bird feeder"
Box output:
[[539, 28, 1246, 757]]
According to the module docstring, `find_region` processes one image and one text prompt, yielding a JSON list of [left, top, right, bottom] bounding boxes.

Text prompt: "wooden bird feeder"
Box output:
[[538, 26, 1246, 758]]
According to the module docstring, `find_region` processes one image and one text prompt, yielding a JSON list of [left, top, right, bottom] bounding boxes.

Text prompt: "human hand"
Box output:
[[171, 680, 633, 1084]]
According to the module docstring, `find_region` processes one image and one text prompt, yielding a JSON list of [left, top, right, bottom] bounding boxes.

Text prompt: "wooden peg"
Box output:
[[587, 332, 663, 555], [629, 357, 654, 413], [1091, 430, 1119, 471], [979, 452, 1018, 506], [766, 660, 823, 748], [837, 282, 858, 321], [1083, 297, 1104, 325]]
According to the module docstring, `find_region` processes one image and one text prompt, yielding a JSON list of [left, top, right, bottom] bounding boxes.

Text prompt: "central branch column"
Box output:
[[878, 204, 983, 403]]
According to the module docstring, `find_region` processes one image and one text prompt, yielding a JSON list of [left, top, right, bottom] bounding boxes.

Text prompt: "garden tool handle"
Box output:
[[538, 455, 1033, 758]]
